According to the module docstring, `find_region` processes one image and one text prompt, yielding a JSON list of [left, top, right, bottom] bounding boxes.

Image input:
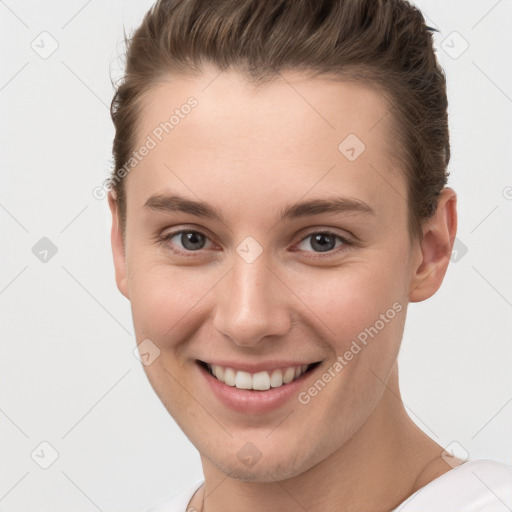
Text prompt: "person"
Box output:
[[106, 0, 512, 510]]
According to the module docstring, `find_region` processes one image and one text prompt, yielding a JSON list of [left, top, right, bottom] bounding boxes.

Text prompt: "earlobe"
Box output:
[[408, 188, 458, 303], [107, 190, 130, 299]]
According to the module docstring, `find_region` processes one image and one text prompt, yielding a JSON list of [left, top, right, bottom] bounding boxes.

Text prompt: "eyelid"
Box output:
[[159, 226, 355, 257], [291, 229, 354, 257], [159, 227, 216, 258], [298, 227, 354, 244]]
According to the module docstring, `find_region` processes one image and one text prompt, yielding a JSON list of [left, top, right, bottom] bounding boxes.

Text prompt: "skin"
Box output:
[[108, 65, 461, 512]]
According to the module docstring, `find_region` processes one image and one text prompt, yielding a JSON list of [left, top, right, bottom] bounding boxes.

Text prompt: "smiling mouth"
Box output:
[[197, 360, 322, 391]]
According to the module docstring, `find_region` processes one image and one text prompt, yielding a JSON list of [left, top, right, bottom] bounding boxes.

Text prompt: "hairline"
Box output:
[[114, 63, 422, 245]]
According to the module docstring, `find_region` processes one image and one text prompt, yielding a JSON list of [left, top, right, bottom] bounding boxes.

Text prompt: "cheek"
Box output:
[[297, 259, 408, 345], [127, 266, 207, 419], [128, 261, 210, 343], [291, 257, 408, 408], [293, 275, 406, 445]]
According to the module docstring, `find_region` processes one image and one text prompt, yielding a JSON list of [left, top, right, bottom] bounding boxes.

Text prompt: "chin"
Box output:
[[202, 439, 328, 483]]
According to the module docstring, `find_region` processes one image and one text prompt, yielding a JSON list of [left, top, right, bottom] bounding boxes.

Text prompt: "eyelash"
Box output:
[[158, 228, 354, 259]]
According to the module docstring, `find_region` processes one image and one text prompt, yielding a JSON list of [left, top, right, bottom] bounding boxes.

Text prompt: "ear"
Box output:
[[408, 187, 457, 302], [108, 190, 130, 299]]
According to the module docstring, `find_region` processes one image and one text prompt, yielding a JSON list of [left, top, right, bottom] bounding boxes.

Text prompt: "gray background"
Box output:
[[1, 0, 511, 510]]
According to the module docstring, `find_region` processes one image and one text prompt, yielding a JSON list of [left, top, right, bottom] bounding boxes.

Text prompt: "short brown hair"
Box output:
[[109, 0, 450, 241]]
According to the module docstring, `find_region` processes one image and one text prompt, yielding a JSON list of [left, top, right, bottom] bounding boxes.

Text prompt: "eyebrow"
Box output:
[[143, 193, 375, 223]]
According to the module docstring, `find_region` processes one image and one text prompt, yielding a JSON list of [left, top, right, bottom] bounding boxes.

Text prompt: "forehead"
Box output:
[[136, 67, 396, 157], [127, 67, 406, 222]]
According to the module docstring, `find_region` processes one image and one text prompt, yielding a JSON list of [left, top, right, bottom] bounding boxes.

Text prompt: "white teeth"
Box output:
[[235, 371, 252, 389], [213, 365, 224, 382], [252, 371, 271, 390], [224, 367, 236, 386], [207, 363, 312, 390], [270, 369, 283, 388], [283, 367, 295, 384]]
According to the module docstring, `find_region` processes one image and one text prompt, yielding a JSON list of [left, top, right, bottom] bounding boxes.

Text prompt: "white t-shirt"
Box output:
[[146, 458, 512, 512]]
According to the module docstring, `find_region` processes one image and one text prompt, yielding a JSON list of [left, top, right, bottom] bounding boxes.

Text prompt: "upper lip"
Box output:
[[197, 359, 322, 373]]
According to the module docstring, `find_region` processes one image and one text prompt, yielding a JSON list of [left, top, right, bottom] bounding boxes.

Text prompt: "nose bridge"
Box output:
[[212, 244, 290, 346]]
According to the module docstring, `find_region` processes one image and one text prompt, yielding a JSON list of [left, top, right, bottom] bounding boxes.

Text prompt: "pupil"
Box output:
[[182, 231, 205, 250], [179, 232, 336, 252], [312, 233, 335, 252]]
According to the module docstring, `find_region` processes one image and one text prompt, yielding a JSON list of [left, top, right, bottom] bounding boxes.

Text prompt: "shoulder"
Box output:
[[393, 459, 512, 511], [145, 480, 204, 512]]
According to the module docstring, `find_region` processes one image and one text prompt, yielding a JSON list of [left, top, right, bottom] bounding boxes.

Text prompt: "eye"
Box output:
[[159, 228, 353, 258], [160, 229, 214, 256], [294, 231, 352, 256]]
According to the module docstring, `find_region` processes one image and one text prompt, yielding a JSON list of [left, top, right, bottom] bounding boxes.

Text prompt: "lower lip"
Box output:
[[197, 362, 322, 414]]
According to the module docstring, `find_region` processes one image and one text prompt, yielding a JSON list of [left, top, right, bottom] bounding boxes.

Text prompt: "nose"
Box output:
[[212, 251, 292, 347]]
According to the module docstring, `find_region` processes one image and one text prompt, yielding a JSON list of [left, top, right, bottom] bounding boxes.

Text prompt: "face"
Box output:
[[110, 66, 426, 481]]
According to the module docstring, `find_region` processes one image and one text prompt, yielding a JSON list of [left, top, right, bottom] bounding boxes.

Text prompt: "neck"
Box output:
[[196, 365, 450, 512]]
